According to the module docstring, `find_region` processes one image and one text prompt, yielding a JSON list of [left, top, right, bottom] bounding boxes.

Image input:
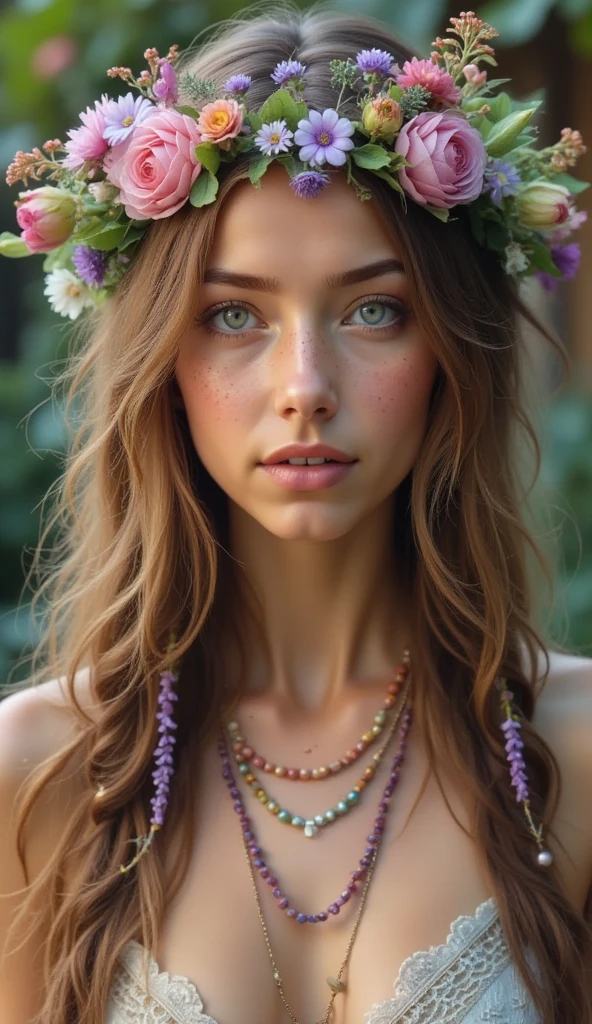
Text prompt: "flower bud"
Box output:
[[15, 185, 76, 253], [516, 181, 571, 230], [362, 97, 403, 141], [464, 64, 487, 87]]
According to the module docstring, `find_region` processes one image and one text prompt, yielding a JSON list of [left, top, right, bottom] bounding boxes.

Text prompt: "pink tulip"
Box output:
[[15, 185, 77, 252]]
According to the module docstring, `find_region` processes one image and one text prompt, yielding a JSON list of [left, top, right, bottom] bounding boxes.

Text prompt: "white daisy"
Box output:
[[43, 268, 94, 319]]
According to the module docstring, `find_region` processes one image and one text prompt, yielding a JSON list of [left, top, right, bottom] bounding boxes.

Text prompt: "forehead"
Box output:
[[206, 164, 402, 279]]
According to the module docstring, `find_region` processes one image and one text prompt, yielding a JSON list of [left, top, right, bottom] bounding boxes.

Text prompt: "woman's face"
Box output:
[[175, 165, 440, 541]]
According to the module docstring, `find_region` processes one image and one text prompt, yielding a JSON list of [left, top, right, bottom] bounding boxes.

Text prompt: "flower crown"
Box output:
[[1, 11, 588, 320]]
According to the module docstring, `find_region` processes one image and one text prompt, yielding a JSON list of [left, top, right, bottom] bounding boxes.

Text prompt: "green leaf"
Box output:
[[195, 142, 221, 175], [248, 154, 273, 187], [119, 228, 146, 251], [423, 205, 450, 223], [351, 144, 392, 170], [190, 170, 219, 208], [387, 84, 403, 101], [550, 173, 590, 195], [527, 241, 562, 276], [485, 108, 537, 158], [174, 105, 201, 119], [77, 224, 127, 251], [244, 110, 262, 133], [486, 91, 512, 122], [43, 241, 76, 272], [257, 89, 300, 132], [0, 232, 32, 258], [372, 168, 404, 194], [295, 100, 308, 122], [470, 115, 494, 140]]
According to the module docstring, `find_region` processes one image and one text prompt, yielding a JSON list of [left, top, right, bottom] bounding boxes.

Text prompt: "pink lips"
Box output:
[[259, 461, 356, 491]]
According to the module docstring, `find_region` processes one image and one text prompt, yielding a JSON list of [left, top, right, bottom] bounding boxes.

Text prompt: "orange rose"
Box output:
[[196, 98, 244, 148]]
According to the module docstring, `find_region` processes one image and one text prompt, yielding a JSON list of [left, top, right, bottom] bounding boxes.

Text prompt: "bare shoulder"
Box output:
[[531, 648, 592, 909], [0, 667, 99, 881]]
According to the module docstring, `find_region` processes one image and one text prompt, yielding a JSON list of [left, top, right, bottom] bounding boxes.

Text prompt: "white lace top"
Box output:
[[105, 896, 542, 1023]]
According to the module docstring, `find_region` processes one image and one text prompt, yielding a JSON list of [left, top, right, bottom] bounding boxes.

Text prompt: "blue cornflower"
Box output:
[[271, 59, 306, 85], [355, 48, 394, 75], [482, 159, 522, 207], [224, 74, 252, 94]]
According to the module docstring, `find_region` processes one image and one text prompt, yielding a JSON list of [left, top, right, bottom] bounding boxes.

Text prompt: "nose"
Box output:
[[272, 323, 338, 422]]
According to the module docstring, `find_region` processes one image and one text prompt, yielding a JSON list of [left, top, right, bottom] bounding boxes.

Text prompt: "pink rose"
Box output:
[[395, 111, 487, 209], [396, 58, 461, 105], [15, 185, 77, 252], [104, 109, 202, 220], [196, 99, 244, 148]]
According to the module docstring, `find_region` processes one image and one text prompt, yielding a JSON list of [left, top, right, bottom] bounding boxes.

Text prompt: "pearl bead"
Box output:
[[537, 848, 553, 867]]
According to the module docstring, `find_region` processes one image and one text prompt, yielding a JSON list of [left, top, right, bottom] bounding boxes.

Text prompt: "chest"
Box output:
[[148, 712, 588, 1024]]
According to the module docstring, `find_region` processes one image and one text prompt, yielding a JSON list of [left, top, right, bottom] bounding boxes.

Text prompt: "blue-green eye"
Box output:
[[348, 298, 405, 329], [214, 306, 255, 331]]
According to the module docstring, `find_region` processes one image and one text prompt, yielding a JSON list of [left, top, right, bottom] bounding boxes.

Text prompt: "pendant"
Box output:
[[326, 976, 346, 994], [304, 820, 319, 838]]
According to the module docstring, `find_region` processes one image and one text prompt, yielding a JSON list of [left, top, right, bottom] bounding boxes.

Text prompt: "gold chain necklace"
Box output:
[[239, 677, 412, 1024]]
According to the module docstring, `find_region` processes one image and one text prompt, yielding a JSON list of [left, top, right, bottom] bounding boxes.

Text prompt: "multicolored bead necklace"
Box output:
[[226, 661, 409, 838], [223, 691, 414, 1024], [227, 668, 404, 781], [218, 667, 412, 924]]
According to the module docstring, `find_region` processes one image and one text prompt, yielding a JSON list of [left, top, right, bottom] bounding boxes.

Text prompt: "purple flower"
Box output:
[[254, 118, 294, 156], [150, 669, 179, 828], [535, 242, 581, 292], [355, 48, 394, 75], [72, 244, 107, 287], [293, 108, 355, 167], [102, 92, 156, 147], [224, 73, 252, 94], [271, 59, 306, 86], [153, 59, 179, 106], [482, 158, 521, 206], [501, 716, 529, 803], [289, 170, 330, 198]]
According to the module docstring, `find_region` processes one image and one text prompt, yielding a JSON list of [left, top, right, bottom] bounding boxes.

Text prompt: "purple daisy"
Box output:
[[72, 244, 107, 287], [482, 159, 521, 207], [535, 242, 581, 292], [271, 59, 306, 86], [102, 92, 156, 147], [289, 170, 330, 199], [293, 108, 355, 167], [355, 48, 394, 75], [254, 118, 294, 156], [224, 73, 252, 94]]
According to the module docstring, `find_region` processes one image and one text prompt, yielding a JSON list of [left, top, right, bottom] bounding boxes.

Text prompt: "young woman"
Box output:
[[0, 4, 591, 1024]]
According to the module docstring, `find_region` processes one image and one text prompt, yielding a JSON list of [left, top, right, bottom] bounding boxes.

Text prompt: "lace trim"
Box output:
[[365, 896, 514, 1024], [106, 941, 218, 1024]]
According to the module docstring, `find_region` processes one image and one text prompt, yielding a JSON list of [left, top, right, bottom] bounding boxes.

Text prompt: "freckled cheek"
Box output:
[[358, 354, 437, 436], [176, 357, 258, 449]]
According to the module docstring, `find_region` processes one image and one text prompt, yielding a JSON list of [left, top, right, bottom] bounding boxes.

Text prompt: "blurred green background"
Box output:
[[1, 0, 591, 685]]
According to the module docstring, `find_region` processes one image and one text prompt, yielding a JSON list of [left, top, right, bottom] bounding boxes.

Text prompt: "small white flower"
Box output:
[[88, 181, 119, 203], [504, 242, 529, 276], [43, 268, 94, 319]]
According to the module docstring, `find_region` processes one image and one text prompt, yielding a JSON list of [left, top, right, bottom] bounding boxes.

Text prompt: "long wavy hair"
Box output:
[[3, 3, 591, 1022]]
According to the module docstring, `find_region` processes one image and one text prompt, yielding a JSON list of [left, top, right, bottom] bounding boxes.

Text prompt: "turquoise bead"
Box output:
[[278, 810, 292, 824], [324, 809, 336, 823], [314, 814, 325, 826], [238, 763, 250, 774], [346, 791, 359, 804], [291, 816, 305, 827], [336, 801, 349, 815]]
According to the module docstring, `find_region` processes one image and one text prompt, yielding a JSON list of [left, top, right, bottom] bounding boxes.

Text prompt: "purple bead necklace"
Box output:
[[217, 677, 413, 925]]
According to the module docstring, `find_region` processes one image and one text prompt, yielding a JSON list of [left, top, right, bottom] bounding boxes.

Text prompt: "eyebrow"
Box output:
[[201, 258, 405, 293]]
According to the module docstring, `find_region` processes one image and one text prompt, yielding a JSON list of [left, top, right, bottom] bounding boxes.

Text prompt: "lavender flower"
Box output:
[[72, 244, 107, 287], [293, 108, 355, 167], [535, 242, 581, 292], [102, 92, 155, 146], [289, 170, 330, 198], [224, 73, 252, 94], [150, 669, 179, 827], [500, 690, 529, 803], [482, 158, 521, 207], [254, 118, 294, 156], [271, 59, 306, 86], [355, 48, 394, 75]]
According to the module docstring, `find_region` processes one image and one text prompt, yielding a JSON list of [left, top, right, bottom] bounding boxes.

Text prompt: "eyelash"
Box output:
[[194, 294, 410, 339]]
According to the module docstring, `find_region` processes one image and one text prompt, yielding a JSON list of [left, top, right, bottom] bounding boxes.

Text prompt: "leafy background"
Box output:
[[1, 0, 591, 685]]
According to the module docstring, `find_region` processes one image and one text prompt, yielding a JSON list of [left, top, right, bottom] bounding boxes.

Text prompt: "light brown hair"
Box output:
[[4, 3, 591, 1022]]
